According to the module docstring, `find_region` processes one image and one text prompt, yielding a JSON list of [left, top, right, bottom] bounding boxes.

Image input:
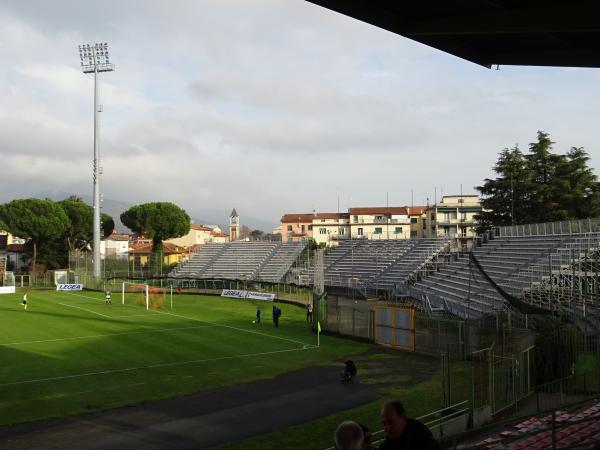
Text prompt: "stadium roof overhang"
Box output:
[[305, 0, 600, 68]]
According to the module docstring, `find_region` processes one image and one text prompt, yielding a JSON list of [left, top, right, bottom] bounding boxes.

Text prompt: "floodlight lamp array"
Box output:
[[78, 42, 114, 73]]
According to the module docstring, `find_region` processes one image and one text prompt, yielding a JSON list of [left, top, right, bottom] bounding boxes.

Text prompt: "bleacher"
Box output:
[[411, 233, 600, 319], [472, 400, 600, 449], [321, 238, 449, 288], [170, 241, 306, 282]]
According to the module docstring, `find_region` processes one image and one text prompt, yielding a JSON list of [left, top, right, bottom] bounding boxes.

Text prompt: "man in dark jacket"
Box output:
[[379, 400, 440, 450]]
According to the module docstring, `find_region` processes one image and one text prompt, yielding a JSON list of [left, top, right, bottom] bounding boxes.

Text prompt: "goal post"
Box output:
[[122, 282, 149, 310]]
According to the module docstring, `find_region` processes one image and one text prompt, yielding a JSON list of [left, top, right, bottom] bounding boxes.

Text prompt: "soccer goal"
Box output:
[[121, 282, 172, 310]]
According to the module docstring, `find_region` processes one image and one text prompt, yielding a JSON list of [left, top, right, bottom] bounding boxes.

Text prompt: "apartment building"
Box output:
[[425, 195, 482, 248]]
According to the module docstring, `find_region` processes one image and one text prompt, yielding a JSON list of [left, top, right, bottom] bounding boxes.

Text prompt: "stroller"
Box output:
[[340, 359, 357, 383]]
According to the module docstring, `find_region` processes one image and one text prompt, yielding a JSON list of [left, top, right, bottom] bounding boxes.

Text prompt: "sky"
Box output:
[[1, 0, 600, 230]]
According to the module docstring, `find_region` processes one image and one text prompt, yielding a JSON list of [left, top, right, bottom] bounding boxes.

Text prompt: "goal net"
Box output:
[[121, 283, 169, 310]]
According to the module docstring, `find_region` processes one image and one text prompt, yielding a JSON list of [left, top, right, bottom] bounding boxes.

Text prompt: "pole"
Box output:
[[92, 61, 101, 279]]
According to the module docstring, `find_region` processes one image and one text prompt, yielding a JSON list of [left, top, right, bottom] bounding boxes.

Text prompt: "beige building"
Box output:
[[101, 232, 130, 260], [425, 195, 482, 248], [166, 223, 228, 248], [310, 213, 350, 246], [348, 207, 412, 240]]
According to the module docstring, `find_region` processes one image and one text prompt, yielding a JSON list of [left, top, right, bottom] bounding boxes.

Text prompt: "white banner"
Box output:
[[221, 290, 275, 301], [246, 291, 275, 301], [221, 289, 247, 299], [56, 284, 83, 291], [0, 286, 16, 294]]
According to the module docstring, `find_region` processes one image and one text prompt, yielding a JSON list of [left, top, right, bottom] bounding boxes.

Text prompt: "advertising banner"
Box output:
[[0, 286, 16, 294], [221, 290, 275, 301], [246, 291, 275, 301], [56, 284, 83, 291], [221, 289, 247, 299]]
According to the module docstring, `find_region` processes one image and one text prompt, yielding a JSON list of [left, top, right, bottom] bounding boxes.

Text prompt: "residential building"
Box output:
[[309, 213, 350, 246], [408, 206, 428, 239], [101, 232, 130, 260], [348, 207, 412, 240], [128, 242, 188, 267], [425, 195, 482, 249], [280, 213, 315, 242], [166, 223, 227, 248]]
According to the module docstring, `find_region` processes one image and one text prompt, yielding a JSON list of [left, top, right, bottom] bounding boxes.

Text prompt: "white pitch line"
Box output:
[[58, 302, 112, 318], [0, 345, 317, 387], [0, 324, 218, 347]]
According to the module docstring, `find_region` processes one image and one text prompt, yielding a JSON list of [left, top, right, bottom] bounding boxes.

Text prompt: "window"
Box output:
[[321, 219, 326, 223], [459, 198, 465, 203], [422, 219, 427, 229], [410, 217, 417, 224], [301, 225, 305, 232], [319, 228, 326, 235], [353, 215, 358, 223], [375, 215, 383, 220], [394, 227, 403, 234], [357, 228, 363, 236], [339, 228, 345, 235], [460, 212, 468, 221], [431, 213, 436, 220], [308, 225, 313, 230], [374, 227, 382, 235], [287, 225, 292, 231], [411, 230, 417, 237]]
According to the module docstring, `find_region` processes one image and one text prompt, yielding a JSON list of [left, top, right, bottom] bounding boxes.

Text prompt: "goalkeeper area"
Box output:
[[0, 288, 367, 426]]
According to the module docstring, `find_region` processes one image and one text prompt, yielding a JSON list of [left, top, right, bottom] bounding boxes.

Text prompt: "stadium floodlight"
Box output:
[[78, 42, 115, 279]]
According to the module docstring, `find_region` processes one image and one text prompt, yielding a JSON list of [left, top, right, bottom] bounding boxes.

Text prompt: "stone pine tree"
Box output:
[[58, 196, 114, 251], [120, 202, 190, 275], [0, 199, 69, 278]]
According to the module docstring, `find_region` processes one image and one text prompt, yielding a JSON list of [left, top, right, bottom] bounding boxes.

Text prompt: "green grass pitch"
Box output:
[[0, 289, 369, 426]]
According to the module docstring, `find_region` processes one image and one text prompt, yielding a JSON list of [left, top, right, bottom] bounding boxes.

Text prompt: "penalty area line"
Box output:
[[0, 345, 318, 387], [58, 302, 112, 318]]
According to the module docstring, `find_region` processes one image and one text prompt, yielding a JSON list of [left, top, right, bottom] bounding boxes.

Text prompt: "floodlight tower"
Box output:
[[78, 43, 114, 279]]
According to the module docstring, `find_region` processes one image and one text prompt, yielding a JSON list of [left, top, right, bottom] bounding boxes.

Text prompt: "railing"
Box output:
[[497, 218, 600, 237], [323, 401, 470, 450]]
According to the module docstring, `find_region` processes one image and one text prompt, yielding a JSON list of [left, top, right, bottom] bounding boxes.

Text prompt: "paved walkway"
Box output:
[[0, 365, 378, 450]]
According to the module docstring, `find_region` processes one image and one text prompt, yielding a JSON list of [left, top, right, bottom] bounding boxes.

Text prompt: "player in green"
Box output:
[[21, 292, 28, 310]]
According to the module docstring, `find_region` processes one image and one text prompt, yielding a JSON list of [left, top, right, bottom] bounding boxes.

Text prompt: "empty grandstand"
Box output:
[[405, 220, 600, 319], [170, 241, 306, 282]]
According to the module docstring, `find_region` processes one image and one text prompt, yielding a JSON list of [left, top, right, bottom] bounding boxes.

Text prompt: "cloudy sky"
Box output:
[[1, 1, 600, 229]]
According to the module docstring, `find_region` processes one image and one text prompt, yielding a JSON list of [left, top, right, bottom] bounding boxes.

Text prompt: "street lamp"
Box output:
[[78, 42, 115, 279]]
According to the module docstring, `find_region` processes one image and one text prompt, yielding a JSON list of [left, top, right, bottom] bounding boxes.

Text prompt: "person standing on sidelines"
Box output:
[[21, 292, 28, 311], [105, 289, 112, 305], [256, 305, 261, 323], [306, 302, 313, 324]]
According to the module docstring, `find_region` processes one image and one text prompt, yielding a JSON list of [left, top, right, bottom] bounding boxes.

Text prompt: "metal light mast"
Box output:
[[78, 43, 114, 279]]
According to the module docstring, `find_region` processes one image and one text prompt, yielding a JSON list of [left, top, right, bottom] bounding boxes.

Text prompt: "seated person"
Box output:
[[342, 359, 357, 382]]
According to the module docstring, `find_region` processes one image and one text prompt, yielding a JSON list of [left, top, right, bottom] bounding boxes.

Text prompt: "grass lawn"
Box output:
[[0, 288, 370, 426]]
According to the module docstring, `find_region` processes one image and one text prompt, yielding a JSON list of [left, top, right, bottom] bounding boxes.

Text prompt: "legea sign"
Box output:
[[221, 290, 275, 301], [0, 286, 16, 294], [56, 284, 83, 291]]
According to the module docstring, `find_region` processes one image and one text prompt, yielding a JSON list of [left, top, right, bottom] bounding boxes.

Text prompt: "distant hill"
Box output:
[[34, 191, 275, 233]]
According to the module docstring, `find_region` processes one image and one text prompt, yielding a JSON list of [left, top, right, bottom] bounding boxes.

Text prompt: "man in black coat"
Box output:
[[379, 400, 440, 450]]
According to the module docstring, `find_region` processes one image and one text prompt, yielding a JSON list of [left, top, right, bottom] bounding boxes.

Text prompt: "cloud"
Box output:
[[0, 1, 599, 227]]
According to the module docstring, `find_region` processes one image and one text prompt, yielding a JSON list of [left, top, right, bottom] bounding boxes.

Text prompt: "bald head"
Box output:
[[381, 400, 407, 439], [334, 421, 364, 450]]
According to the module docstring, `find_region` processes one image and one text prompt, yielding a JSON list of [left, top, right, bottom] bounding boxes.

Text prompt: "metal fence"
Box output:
[[497, 218, 600, 237]]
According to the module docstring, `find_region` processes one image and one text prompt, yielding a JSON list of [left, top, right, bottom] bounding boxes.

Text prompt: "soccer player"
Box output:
[[256, 305, 261, 323], [105, 289, 112, 305], [21, 292, 28, 311]]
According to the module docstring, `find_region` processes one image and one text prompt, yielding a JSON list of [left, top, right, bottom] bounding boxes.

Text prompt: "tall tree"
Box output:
[[0, 199, 69, 276], [120, 202, 190, 273], [57, 197, 115, 251], [476, 145, 531, 230], [477, 131, 600, 231]]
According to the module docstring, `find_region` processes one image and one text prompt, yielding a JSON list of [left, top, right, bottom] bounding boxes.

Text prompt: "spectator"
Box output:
[[379, 400, 440, 450], [334, 420, 364, 450]]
